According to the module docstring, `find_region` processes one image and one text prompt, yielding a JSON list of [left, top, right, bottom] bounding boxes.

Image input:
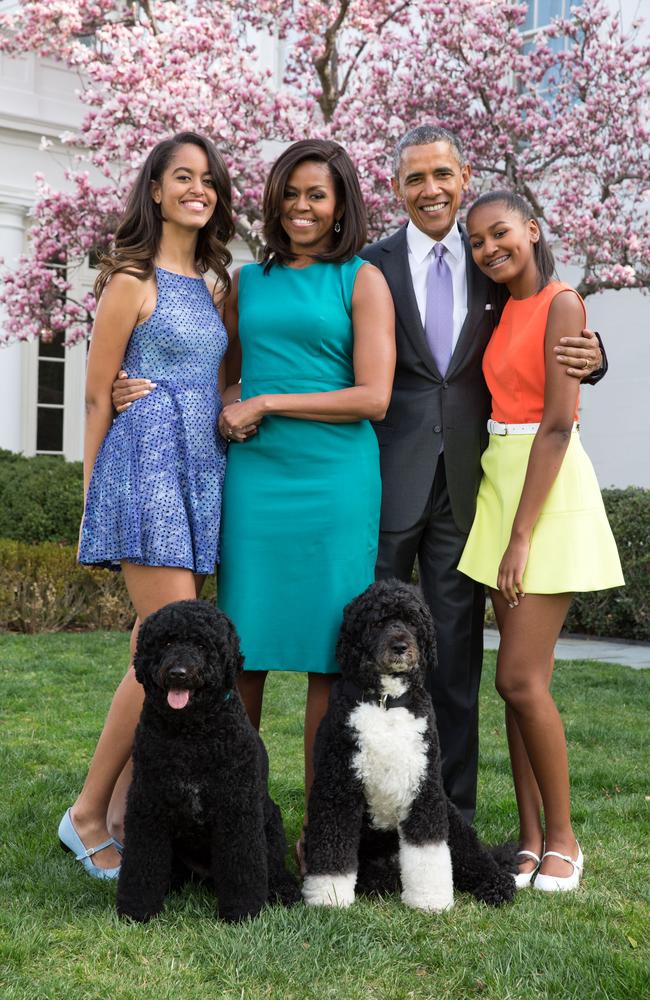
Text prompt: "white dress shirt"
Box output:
[[406, 220, 468, 353]]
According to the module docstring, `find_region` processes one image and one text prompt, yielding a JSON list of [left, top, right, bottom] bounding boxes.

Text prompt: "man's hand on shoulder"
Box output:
[[554, 327, 603, 381]]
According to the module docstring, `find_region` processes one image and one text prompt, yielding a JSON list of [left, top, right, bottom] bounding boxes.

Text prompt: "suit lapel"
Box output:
[[381, 227, 440, 378], [445, 226, 490, 379]]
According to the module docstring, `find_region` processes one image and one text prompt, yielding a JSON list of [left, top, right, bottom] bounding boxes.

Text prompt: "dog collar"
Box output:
[[340, 679, 412, 711]]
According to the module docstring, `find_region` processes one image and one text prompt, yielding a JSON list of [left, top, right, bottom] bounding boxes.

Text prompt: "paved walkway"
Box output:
[[483, 628, 650, 670]]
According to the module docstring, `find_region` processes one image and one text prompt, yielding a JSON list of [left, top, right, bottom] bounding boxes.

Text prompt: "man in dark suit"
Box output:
[[361, 125, 604, 822]]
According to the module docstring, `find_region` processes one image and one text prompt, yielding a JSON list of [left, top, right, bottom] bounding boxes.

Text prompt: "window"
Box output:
[[23, 252, 92, 460], [524, 0, 582, 32], [35, 332, 65, 454], [522, 0, 583, 98], [34, 257, 68, 454]]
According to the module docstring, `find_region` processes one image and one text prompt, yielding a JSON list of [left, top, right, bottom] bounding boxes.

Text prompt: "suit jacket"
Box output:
[[361, 223, 496, 536]]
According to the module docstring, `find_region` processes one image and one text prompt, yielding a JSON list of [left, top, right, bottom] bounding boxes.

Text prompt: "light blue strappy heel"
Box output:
[[58, 808, 121, 880]]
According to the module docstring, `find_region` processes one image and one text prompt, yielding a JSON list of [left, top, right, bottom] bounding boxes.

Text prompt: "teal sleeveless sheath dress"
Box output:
[[217, 258, 380, 673]]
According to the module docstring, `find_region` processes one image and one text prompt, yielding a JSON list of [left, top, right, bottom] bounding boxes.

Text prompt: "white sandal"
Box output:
[[514, 849, 542, 889], [534, 844, 583, 892]]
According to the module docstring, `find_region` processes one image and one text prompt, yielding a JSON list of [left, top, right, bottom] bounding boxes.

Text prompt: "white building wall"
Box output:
[[0, 48, 87, 459], [562, 0, 650, 488], [574, 284, 650, 489], [0, 203, 26, 452]]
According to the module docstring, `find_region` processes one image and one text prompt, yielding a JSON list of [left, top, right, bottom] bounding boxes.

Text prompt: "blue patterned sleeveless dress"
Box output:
[[78, 267, 228, 574]]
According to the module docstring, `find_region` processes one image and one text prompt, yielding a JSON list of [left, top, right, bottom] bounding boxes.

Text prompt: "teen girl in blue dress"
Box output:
[[59, 132, 234, 878]]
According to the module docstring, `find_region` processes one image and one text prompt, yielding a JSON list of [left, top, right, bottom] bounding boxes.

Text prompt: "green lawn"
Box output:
[[0, 632, 648, 1000]]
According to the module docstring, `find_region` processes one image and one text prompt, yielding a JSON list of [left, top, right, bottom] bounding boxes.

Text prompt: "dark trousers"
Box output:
[[376, 456, 485, 823]]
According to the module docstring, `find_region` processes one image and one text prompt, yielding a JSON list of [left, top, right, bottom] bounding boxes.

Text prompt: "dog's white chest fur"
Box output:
[[349, 703, 427, 830]]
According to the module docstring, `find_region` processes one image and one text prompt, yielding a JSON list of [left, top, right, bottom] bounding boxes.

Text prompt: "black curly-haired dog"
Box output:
[[302, 580, 516, 911], [116, 599, 300, 923]]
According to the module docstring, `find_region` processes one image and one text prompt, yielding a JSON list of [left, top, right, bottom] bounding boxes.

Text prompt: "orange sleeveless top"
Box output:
[[483, 281, 586, 424]]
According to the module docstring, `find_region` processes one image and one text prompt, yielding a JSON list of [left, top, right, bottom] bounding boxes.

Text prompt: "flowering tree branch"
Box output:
[[0, 0, 647, 344]]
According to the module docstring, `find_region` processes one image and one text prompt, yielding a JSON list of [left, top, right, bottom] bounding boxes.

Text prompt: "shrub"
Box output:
[[0, 539, 218, 633], [564, 488, 650, 641], [434, 487, 648, 641], [0, 449, 83, 545], [0, 447, 646, 639], [0, 540, 134, 633]]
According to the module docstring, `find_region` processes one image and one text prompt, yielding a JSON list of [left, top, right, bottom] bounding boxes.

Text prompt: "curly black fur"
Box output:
[[305, 581, 515, 909], [116, 600, 300, 923], [335, 579, 437, 694]]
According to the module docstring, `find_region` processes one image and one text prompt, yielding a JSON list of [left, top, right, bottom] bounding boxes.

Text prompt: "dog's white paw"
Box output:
[[302, 872, 357, 908], [399, 839, 454, 912]]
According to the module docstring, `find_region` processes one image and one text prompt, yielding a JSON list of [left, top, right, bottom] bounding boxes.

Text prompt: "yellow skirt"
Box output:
[[458, 431, 624, 594]]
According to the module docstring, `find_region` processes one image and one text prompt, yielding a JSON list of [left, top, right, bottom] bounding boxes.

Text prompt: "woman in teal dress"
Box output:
[[218, 140, 395, 863]]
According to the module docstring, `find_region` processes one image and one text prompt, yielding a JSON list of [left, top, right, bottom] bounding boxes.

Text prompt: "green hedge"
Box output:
[[0, 539, 217, 634], [564, 487, 650, 641], [422, 487, 648, 642], [0, 452, 647, 639], [0, 539, 133, 632], [0, 449, 83, 545]]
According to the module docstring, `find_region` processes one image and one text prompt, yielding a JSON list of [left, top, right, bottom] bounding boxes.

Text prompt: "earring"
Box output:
[[334, 221, 341, 234]]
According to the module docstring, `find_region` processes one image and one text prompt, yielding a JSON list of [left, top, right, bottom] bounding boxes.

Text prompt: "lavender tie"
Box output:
[[424, 244, 454, 376]]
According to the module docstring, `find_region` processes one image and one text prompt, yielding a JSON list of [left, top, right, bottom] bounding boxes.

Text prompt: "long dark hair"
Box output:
[[467, 190, 556, 292], [261, 139, 367, 271], [94, 132, 234, 301]]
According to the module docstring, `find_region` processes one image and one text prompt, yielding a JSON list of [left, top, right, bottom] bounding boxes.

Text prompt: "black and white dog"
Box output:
[[302, 581, 515, 911], [116, 600, 300, 923]]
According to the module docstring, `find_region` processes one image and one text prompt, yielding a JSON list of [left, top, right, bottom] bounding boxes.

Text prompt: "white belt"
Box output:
[[487, 419, 579, 436]]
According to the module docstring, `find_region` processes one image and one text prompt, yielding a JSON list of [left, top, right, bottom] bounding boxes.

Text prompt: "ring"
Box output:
[[583, 358, 590, 370]]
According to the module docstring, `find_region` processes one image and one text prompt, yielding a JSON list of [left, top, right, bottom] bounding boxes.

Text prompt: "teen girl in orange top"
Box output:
[[459, 191, 623, 892]]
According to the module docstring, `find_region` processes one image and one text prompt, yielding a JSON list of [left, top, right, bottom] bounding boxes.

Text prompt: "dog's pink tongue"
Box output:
[[167, 689, 190, 710]]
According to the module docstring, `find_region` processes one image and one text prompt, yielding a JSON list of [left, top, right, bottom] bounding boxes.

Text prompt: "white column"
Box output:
[[0, 202, 27, 453], [63, 338, 86, 461]]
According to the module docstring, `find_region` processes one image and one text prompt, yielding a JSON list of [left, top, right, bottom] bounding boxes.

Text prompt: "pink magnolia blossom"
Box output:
[[0, 0, 648, 344]]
